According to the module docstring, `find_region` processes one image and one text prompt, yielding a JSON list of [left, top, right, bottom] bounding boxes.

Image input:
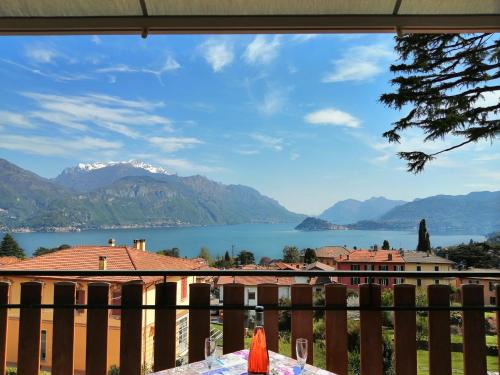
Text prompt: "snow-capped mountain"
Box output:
[[53, 160, 172, 192]]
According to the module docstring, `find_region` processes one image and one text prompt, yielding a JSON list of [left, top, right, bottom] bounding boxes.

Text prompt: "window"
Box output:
[[364, 277, 369, 283], [434, 279, 439, 284], [379, 265, 388, 271], [468, 280, 473, 284], [111, 290, 121, 317], [181, 277, 188, 300], [394, 265, 404, 271], [41, 330, 47, 361], [75, 289, 85, 313], [351, 265, 360, 271], [178, 317, 188, 353], [379, 278, 389, 286], [417, 279, 422, 287], [490, 297, 496, 305], [248, 291, 256, 301], [416, 265, 421, 271], [395, 278, 404, 285], [434, 266, 439, 271], [350, 277, 360, 285], [489, 282, 495, 292]]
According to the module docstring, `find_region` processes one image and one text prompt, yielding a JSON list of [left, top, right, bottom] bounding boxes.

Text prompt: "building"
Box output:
[[304, 262, 337, 293], [307, 246, 350, 266], [402, 251, 455, 288], [455, 268, 500, 305], [335, 250, 405, 288], [1, 241, 203, 373]]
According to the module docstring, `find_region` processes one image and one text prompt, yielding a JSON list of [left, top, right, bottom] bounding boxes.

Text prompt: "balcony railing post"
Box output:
[[154, 282, 177, 371], [120, 281, 144, 375], [394, 284, 416, 375], [52, 282, 76, 375], [0, 282, 9, 375], [257, 283, 279, 353], [189, 283, 211, 363], [497, 284, 500, 374], [18, 281, 43, 375], [359, 283, 383, 375], [223, 283, 244, 354], [428, 285, 451, 375], [86, 282, 110, 375], [461, 284, 487, 375], [291, 284, 313, 365], [325, 283, 348, 375]]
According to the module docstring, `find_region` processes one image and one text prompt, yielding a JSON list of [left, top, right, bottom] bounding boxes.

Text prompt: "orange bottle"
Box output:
[[248, 305, 269, 374]]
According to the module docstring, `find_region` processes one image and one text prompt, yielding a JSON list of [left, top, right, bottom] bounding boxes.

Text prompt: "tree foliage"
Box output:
[[436, 240, 500, 268], [0, 234, 25, 259], [198, 246, 211, 263], [382, 240, 390, 250], [157, 247, 180, 257], [259, 256, 272, 266], [303, 248, 317, 264], [282, 245, 300, 263], [381, 33, 500, 172], [416, 219, 431, 252], [236, 250, 255, 265], [33, 244, 71, 257]]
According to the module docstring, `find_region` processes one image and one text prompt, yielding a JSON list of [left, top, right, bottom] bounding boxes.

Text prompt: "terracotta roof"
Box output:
[[402, 251, 455, 264], [217, 275, 295, 286], [315, 246, 350, 259], [305, 261, 336, 271], [0, 256, 21, 266], [2, 246, 202, 284], [337, 250, 404, 263], [272, 262, 302, 270], [458, 268, 500, 281]]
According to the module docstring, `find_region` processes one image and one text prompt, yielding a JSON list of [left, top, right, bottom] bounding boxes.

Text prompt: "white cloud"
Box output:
[[291, 34, 318, 43], [25, 46, 58, 64], [0, 133, 121, 157], [235, 149, 260, 155], [305, 108, 361, 128], [0, 111, 35, 129], [323, 44, 393, 83], [1, 58, 91, 82], [199, 39, 234, 72], [158, 158, 223, 174], [243, 36, 281, 65], [474, 153, 500, 162], [149, 137, 203, 153], [96, 56, 180, 83], [251, 133, 284, 151], [290, 152, 300, 160], [91, 35, 102, 44], [258, 89, 287, 115]]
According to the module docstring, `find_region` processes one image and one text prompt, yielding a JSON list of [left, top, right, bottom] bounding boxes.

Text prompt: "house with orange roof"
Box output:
[[0, 256, 21, 266], [0, 240, 203, 373], [305, 246, 350, 266]]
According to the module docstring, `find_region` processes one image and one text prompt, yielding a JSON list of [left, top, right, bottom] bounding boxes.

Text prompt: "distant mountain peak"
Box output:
[[73, 160, 170, 175]]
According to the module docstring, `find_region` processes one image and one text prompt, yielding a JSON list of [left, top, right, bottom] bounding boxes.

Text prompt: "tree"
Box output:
[[157, 247, 180, 257], [417, 219, 431, 252], [381, 34, 500, 173], [303, 248, 317, 264], [0, 234, 25, 259], [224, 251, 231, 262], [33, 244, 71, 257], [236, 250, 255, 265], [382, 240, 390, 250], [282, 245, 300, 263], [198, 246, 211, 263], [259, 256, 272, 266]]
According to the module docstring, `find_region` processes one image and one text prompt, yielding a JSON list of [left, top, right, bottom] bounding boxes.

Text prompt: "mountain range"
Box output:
[[0, 159, 303, 231]]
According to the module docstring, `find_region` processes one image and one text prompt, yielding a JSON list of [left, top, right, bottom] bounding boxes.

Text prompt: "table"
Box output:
[[151, 349, 337, 375]]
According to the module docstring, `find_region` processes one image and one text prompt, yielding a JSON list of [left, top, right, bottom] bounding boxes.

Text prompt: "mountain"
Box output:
[[53, 160, 171, 192], [295, 217, 349, 231], [350, 191, 500, 234], [0, 159, 303, 230], [320, 197, 407, 224]]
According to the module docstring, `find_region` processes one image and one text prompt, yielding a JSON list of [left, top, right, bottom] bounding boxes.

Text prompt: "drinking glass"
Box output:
[[205, 337, 216, 373], [295, 338, 308, 373]]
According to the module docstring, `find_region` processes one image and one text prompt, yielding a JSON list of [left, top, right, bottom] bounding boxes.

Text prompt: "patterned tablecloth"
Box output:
[[151, 349, 337, 375]]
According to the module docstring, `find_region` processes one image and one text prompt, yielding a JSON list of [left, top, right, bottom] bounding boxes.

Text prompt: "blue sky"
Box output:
[[0, 34, 498, 215]]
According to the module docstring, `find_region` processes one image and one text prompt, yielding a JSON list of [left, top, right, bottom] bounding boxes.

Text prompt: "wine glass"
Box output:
[[295, 338, 308, 373], [205, 337, 216, 373]]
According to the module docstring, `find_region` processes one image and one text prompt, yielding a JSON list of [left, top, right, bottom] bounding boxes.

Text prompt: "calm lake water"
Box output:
[[2, 224, 486, 260]]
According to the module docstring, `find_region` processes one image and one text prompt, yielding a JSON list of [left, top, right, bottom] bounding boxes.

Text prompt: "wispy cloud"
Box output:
[[199, 38, 234, 72], [235, 149, 260, 156], [250, 133, 284, 151], [1, 58, 91, 82], [323, 43, 393, 83], [91, 35, 102, 44], [25, 46, 58, 64], [148, 137, 203, 153], [158, 158, 224, 174], [257, 88, 287, 115], [0, 111, 36, 129], [290, 152, 300, 160], [96, 56, 180, 83], [243, 36, 281, 65], [291, 34, 318, 43], [305, 108, 361, 128]]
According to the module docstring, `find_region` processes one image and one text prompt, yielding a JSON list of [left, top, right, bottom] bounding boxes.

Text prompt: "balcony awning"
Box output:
[[0, 0, 499, 36]]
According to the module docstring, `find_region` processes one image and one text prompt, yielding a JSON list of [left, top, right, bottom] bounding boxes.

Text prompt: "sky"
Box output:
[[0, 33, 498, 215]]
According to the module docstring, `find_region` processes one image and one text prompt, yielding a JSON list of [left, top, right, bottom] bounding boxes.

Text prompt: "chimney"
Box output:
[[346, 254, 349, 260], [99, 256, 107, 270], [388, 253, 393, 261], [108, 238, 116, 247], [133, 239, 146, 251]]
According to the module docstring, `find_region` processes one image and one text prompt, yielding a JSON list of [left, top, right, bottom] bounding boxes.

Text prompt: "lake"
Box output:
[[1, 224, 486, 260]]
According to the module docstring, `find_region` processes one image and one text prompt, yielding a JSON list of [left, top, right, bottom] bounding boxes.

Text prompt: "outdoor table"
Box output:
[[151, 349, 337, 375]]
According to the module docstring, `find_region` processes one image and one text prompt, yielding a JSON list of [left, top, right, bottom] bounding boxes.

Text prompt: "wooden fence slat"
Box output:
[[461, 284, 487, 375], [359, 283, 383, 375], [257, 284, 279, 353], [0, 282, 9, 375], [189, 283, 211, 363], [223, 284, 244, 354], [394, 284, 416, 375], [154, 282, 177, 371], [428, 284, 451, 375], [497, 285, 500, 374], [18, 281, 43, 375], [120, 281, 144, 375], [86, 282, 110, 375], [52, 282, 76, 375], [291, 284, 313, 365], [325, 284, 348, 375]]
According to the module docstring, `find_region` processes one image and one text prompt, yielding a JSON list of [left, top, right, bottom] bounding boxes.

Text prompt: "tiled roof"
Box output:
[[337, 250, 404, 263], [304, 261, 336, 271], [272, 262, 302, 270], [402, 251, 455, 264], [315, 246, 350, 259], [217, 275, 295, 286], [2, 246, 202, 284], [458, 268, 500, 280], [0, 256, 21, 266]]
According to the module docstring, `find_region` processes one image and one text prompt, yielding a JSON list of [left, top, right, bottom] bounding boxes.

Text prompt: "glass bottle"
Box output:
[[248, 305, 269, 374]]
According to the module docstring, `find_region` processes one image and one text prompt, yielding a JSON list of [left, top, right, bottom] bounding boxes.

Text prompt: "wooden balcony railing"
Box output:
[[0, 269, 499, 375]]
